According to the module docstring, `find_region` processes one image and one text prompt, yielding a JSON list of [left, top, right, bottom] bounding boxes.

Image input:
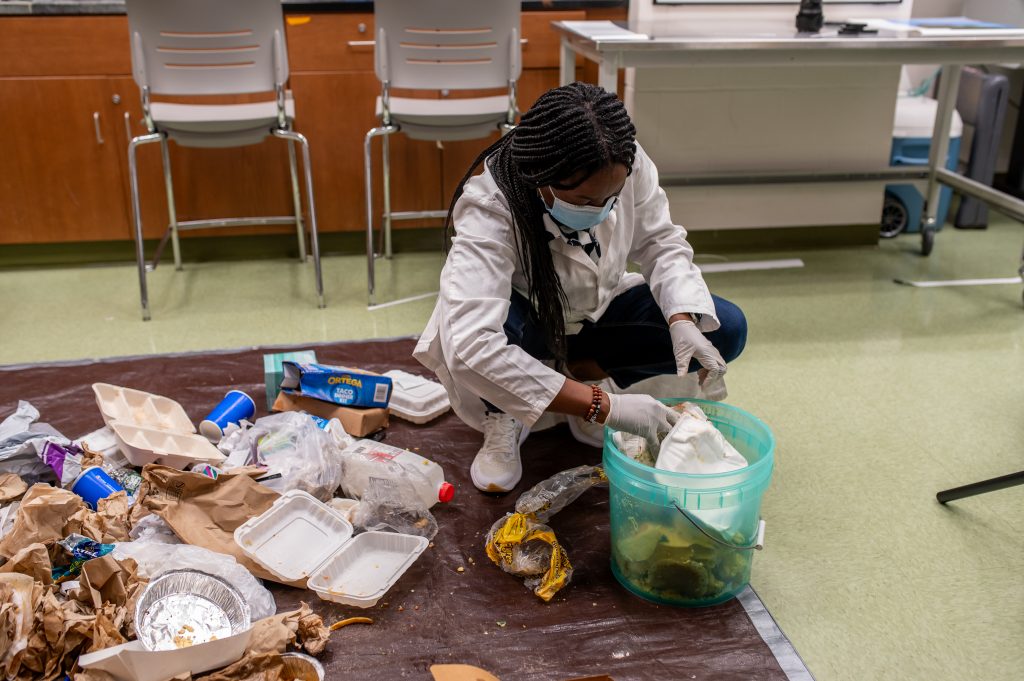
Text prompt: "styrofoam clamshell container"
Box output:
[[110, 421, 226, 469], [92, 383, 195, 433], [234, 490, 428, 608], [382, 370, 450, 424]]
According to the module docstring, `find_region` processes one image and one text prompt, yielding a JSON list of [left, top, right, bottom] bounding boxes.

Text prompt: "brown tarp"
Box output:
[[0, 338, 788, 680]]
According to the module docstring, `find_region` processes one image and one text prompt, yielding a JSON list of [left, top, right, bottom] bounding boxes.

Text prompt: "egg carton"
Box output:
[[93, 383, 195, 433], [109, 421, 225, 469]]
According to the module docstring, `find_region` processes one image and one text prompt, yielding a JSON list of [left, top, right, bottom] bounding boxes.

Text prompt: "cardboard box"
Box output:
[[272, 390, 389, 437], [281, 361, 392, 409], [263, 350, 318, 410]]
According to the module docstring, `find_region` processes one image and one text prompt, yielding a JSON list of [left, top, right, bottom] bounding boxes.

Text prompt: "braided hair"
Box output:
[[445, 82, 637, 362]]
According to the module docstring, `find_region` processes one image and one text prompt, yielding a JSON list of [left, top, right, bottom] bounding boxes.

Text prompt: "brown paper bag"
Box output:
[[139, 466, 297, 586], [0, 484, 86, 559], [78, 556, 129, 610], [0, 543, 52, 584], [0, 473, 28, 504]]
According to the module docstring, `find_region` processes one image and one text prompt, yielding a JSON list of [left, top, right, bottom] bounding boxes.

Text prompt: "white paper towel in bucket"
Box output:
[[654, 403, 747, 475]]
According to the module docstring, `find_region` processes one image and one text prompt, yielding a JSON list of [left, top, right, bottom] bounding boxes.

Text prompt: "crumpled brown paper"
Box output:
[[0, 573, 35, 678], [0, 484, 86, 559], [0, 542, 52, 584], [0, 486, 131, 560], [0, 473, 28, 503], [3, 555, 146, 681], [246, 603, 329, 657], [193, 652, 285, 681], [138, 466, 294, 586]]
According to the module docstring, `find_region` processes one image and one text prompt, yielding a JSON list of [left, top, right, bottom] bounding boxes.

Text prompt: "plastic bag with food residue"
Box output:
[[485, 465, 607, 601]]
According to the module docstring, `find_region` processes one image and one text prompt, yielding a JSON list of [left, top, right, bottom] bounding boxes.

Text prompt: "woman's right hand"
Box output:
[[604, 393, 679, 453]]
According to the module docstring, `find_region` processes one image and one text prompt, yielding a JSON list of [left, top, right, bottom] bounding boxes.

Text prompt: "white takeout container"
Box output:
[[77, 627, 252, 681], [110, 421, 226, 469], [382, 370, 450, 424], [93, 383, 195, 433], [234, 490, 428, 608]]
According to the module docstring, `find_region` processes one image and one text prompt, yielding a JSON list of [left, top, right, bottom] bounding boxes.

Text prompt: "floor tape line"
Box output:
[[738, 586, 816, 681], [893, 276, 1023, 288], [700, 258, 805, 273], [367, 291, 439, 311]]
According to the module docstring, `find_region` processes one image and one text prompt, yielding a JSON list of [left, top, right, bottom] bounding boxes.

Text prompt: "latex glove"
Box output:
[[669, 319, 727, 385], [605, 393, 680, 454]]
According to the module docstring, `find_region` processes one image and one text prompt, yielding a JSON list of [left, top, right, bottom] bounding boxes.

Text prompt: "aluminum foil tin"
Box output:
[[135, 570, 251, 651], [280, 652, 326, 681]]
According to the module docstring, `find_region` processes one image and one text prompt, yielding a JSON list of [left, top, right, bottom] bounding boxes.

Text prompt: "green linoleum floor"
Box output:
[[2, 220, 1023, 680]]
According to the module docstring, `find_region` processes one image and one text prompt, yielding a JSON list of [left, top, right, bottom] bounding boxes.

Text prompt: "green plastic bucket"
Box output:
[[603, 398, 775, 607]]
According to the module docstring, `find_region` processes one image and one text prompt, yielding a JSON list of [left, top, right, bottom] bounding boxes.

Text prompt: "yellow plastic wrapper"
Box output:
[[484, 465, 607, 602]]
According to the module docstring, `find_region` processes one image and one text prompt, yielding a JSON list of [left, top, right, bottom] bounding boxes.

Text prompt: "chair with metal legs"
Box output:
[[364, 0, 521, 306], [125, 0, 324, 320]]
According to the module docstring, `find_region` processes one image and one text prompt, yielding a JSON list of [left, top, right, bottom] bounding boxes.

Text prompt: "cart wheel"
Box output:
[[880, 195, 908, 239], [921, 227, 935, 256]]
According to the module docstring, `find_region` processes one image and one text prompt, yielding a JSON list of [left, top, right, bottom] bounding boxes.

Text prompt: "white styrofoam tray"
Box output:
[[382, 370, 450, 424], [109, 421, 226, 469], [234, 490, 428, 608], [93, 383, 195, 433]]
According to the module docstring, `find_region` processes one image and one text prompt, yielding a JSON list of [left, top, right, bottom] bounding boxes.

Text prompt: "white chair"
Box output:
[[364, 0, 522, 305], [125, 0, 324, 321]]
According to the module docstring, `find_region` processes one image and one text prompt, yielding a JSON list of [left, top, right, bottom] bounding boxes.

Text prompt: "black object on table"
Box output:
[[937, 469, 1024, 504]]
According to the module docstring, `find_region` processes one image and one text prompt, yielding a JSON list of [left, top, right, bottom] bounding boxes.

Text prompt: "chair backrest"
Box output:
[[374, 0, 522, 91], [125, 0, 288, 96]]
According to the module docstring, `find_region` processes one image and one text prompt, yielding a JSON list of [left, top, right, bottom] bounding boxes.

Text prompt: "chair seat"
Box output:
[[377, 95, 512, 141], [152, 93, 295, 148]]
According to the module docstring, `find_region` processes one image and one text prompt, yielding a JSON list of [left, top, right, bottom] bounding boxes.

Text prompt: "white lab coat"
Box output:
[[413, 144, 719, 432]]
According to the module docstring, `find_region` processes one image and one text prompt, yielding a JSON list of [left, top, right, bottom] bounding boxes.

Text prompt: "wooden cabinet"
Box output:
[[0, 78, 131, 244], [0, 6, 623, 245]]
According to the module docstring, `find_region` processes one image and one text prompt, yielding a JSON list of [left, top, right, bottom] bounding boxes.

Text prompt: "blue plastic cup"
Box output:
[[200, 390, 256, 442], [71, 466, 125, 510]]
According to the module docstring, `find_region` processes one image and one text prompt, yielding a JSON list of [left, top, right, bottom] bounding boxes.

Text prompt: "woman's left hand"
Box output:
[[669, 318, 727, 381]]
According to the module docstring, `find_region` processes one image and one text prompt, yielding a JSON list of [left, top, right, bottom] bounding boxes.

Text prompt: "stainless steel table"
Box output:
[[555, 21, 1024, 279]]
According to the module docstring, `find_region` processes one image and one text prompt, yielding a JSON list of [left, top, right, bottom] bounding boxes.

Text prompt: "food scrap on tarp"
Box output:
[[485, 465, 607, 601]]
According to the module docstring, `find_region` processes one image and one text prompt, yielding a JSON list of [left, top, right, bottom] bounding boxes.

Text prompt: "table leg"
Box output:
[[560, 38, 576, 86], [922, 64, 963, 256], [598, 58, 619, 95]]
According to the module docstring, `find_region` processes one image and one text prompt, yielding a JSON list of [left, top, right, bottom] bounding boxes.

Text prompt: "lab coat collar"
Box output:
[[541, 212, 618, 274]]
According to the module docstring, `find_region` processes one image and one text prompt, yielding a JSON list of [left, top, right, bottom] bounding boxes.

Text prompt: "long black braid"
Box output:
[[444, 82, 637, 363]]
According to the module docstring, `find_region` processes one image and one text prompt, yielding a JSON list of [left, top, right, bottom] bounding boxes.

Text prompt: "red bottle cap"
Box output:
[[438, 482, 455, 503]]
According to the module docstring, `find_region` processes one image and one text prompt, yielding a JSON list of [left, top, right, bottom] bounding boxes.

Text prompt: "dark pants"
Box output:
[[504, 284, 747, 389]]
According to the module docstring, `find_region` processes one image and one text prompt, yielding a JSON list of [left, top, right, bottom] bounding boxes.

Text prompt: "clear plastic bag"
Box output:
[[218, 412, 343, 501], [515, 464, 608, 522], [113, 541, 277, 620], [485, 465, 607, 601], [127, 513, 182, 545], [350, 476, 438, 540]]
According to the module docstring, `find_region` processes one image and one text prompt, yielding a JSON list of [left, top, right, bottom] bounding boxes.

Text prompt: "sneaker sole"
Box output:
[[470, 424, 530, 493]]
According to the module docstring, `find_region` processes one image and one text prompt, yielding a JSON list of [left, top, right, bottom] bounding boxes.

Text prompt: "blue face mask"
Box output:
[[542, 189, 617, 231]]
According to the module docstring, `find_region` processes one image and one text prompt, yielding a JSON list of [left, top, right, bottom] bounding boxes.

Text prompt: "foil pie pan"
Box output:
[[135, 569, 251, 651], [281, 652, 325, 681]]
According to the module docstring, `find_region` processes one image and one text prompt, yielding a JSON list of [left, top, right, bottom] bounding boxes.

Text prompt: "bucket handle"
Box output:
[[672, 501, 766, 551]]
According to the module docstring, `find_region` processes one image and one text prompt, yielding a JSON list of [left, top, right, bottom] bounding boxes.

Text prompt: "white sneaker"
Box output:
[[567, 415, 606, 448], [470, 412, 529, 493]]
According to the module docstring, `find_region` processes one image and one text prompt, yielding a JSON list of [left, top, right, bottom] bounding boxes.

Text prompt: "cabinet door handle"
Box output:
[[93, 112, 104, 145], [123, 112, 133, 146]]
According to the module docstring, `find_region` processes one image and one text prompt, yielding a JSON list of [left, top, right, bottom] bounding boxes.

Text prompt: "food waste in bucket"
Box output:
[[604, 399, 774, 607]]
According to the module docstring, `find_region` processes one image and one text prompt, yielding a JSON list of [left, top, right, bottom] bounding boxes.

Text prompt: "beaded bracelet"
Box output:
[[585, 384, 604, 423]]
